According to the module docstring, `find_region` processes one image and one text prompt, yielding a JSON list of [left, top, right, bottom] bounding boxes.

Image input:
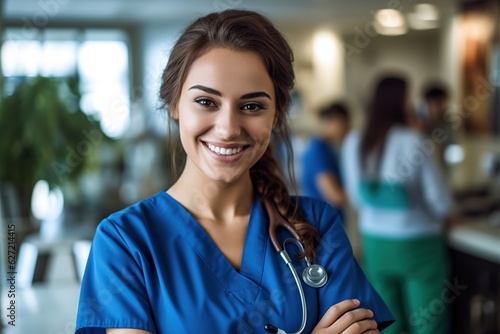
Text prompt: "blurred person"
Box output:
[[301, 102, 350, 218], [342, 76, 454, 334], [75, 10, 394, 334], [416, 83, 454, 169]]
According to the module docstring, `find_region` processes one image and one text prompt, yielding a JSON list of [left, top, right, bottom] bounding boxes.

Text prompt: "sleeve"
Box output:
[[75, 219, 155, 334], [314, 202, 394, 331], [308, 140, 336, 177], [419, 150, 454, 219]]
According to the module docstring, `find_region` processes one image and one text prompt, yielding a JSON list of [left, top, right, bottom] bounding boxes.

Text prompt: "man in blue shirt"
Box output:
[[301, 102, 350, 218]]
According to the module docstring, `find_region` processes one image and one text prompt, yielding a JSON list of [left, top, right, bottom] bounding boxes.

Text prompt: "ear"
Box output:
[[169, 107, 179, 120]]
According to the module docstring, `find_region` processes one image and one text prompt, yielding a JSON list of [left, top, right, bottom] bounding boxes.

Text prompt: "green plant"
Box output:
[[0, 76, 104, 216]]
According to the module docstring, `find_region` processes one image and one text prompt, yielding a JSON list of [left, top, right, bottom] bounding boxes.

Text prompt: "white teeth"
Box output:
[[207, 143, 244, 156]]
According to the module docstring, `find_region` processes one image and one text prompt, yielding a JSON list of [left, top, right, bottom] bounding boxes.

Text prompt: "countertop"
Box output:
[[448, 218, 500, 265]]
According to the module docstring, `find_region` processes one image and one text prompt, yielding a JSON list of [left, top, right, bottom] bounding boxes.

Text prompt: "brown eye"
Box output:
[[194, 98, 217, 108], [241, 103, 265, 112]]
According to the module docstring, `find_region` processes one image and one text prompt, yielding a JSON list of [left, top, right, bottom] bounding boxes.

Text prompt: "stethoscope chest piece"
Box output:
[[302, 264, 328, 288], [263, 199, 330, 334]]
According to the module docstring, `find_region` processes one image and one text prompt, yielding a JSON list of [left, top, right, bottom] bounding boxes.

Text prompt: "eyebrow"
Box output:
[[189, 85, 272, 100]]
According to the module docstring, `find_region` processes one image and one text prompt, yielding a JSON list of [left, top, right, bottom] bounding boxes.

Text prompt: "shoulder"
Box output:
[[305, 137, 327, 152], [341, 130, 361, 160], [96, 190, 179, 245], [345, 129, 360, 141], [388, 126, 424, 145], [293, 196, 343, 235], [343, 130, 360, 148], [293, 196, 352, 263], [105, 190, 165, 225]]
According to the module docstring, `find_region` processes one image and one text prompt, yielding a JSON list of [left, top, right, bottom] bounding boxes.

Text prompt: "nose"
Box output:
[[214, 106, 241, 140]]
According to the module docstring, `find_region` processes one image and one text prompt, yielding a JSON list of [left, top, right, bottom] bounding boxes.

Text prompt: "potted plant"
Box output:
[[0, 75, 104, 222]]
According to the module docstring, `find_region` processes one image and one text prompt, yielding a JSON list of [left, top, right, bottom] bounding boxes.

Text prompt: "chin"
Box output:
[[207, 169, 247, 186]]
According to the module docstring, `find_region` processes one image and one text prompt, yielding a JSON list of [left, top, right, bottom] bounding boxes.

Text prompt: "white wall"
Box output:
[[344, 30, 442, 129], [278, 22, 459, 134], [278, 24, 346, 135]]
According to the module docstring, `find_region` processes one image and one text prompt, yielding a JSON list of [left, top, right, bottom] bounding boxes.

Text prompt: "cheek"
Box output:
[[252, 120, 274, 146], [179, 119, 209, 149], [260, 111, 277, 141], [177, 126, 200, 158], [177, 103, 209, 140]]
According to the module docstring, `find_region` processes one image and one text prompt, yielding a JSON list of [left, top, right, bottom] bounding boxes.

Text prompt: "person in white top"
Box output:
[[342, 75, 454, 334]]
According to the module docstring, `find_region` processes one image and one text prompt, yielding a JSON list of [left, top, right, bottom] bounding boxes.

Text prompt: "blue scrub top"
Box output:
[[76, 191, 393, 333], [301, 138, 344, 216]]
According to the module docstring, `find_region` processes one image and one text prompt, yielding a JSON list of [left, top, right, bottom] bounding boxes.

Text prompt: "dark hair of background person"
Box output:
[[318, 102, 349, 121], [159, 9, 319, 257], [424, 84, 448, 101], [360, 76, 409, 174]]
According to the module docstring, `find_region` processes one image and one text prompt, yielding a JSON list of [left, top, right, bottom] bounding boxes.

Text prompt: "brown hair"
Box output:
[[159, 9, 319, 258], [361, 75, 408, 174]]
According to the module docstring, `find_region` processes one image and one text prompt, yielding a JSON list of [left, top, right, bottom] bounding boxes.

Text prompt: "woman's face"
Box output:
[[173, 47, 276, 185]]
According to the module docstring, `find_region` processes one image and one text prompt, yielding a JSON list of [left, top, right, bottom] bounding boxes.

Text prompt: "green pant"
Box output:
[[361, 234, 449, 334]]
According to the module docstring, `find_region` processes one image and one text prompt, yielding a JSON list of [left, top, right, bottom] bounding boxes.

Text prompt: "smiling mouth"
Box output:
[[204, 142, 249, 156]]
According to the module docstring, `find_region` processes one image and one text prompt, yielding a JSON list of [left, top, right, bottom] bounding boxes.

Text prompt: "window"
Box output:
[[1, 28, 130, 138]]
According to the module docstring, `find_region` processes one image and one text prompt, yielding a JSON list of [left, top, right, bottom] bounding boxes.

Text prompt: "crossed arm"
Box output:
[[106, 299, 379, 334]]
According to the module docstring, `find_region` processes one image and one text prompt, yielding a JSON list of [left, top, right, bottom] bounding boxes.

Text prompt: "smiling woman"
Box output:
[[75, 9, 394, 334], [172, 48, 276, 186]]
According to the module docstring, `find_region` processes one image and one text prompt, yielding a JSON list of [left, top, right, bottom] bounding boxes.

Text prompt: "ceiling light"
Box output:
[[408, 3, 440, 30], [374, 9, 407, 35], [375, 9, 406, 28], [415, 4, 439, 22], [313, 31, 337, 65]]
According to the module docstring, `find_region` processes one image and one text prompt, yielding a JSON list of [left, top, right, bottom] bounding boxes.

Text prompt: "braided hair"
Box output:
[[160, 9, 319, 258]]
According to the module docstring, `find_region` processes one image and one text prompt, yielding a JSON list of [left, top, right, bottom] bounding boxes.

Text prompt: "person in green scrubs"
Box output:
[[342, 75, 455, 334]]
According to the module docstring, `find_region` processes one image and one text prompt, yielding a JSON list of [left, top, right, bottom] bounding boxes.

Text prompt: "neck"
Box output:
[[167, 164, 254, 225], [320, 133, 334, 142], [320, 130, 343, 144]]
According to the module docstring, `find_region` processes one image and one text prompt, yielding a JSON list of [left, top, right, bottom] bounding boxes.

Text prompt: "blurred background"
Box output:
[[0, 0, 499, 333]]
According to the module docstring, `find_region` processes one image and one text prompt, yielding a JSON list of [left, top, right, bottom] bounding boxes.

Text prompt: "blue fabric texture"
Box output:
[[75, 191, 394, 333], [301, 137, 342, 201]]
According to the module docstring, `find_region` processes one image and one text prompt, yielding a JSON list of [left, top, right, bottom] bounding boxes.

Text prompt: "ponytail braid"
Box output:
[[158, 9, 321, 257], [250, 148, 319, 259]]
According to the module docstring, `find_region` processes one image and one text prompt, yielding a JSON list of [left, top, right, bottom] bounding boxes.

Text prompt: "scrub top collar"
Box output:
[[162, 191, 269, 304]]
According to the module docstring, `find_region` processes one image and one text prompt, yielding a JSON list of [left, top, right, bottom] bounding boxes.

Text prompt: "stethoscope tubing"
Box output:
[[285, 256, 308, 334], [263, 199, 328, 334], [265, 249, 307, 334]]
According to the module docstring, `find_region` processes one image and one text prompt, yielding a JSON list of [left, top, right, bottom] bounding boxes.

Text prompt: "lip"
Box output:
[[202, 141, 250, 163]]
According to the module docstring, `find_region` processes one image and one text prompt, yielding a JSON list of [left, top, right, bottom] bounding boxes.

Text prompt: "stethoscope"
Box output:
[[263, 199, 329, 334]]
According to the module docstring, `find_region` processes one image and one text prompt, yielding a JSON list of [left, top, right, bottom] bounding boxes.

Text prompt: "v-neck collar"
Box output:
[[162, 191, 269, 303]]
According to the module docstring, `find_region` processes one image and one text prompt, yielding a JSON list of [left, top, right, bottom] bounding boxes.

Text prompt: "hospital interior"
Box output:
[[0, 0, 500, 332]]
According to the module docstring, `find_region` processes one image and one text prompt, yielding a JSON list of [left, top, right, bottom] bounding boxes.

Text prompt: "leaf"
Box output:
[[0, 76, 109, 189]]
